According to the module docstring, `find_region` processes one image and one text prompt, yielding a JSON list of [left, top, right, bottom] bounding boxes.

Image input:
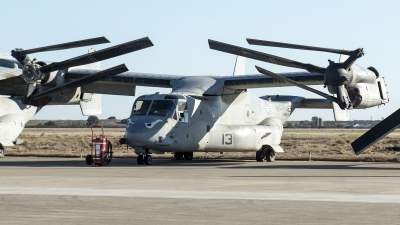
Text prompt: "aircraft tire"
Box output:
[[174, 152, 184, 160], [256, 150, 264, 162], [137, 155, 145, 165], [184, 152, 193, 160], [144, 155, 152, 165], [0, 147, 4, 158], [266, 148, 275, 162]]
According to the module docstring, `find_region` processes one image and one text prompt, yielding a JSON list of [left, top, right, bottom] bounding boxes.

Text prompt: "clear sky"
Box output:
[[1, 0, 399, 121]]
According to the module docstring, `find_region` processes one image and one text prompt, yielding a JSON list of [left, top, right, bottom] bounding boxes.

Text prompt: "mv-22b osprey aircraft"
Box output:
[[113, 38, 388, 165], [0, 36, 155, 157]]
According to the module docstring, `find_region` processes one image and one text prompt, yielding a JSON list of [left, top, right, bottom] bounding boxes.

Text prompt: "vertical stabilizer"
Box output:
[[80, 93, 102, 116], [332, 96, 349, 121], [233, 55, 245, 76], [85, 48, 101, 70], [339, 54, 349, 63]]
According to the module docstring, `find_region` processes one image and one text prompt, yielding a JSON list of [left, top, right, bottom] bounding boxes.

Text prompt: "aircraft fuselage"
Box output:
[[123, 91, 303, 155]]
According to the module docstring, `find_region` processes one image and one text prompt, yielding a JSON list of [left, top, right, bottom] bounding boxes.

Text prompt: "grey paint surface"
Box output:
[[0, 157, 399, 224]]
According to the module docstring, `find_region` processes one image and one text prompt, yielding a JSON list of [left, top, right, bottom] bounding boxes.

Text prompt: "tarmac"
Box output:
[[0, 157, 400, 224]]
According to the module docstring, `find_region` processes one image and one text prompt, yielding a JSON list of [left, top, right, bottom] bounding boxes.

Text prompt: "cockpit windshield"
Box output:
[[131, 100, 152, 116], [148, 100, 177, 119]]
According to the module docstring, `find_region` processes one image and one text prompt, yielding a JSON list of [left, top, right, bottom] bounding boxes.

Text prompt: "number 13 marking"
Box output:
[[222, 133, 233, 145]]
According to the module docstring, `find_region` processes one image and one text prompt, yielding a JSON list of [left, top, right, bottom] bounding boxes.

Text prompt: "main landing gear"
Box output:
[[256, 147, 275, 162], [174, 152, 193, 161]]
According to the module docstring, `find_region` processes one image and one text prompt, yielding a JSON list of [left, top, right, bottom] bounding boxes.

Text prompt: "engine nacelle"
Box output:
[[348, 77, 389, 109], [347, 64, 377, 87]]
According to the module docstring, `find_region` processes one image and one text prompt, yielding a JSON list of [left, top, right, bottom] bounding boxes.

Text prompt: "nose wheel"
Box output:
[[137, 154, 152, 165]]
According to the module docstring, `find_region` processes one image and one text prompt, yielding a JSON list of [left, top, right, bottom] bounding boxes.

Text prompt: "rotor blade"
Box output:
[[208, 39, 325, 74], [335, 85, 352, 110], [351, 108, 400, 155], [32, 64, 128, 99], [255, 65, 337, 102], [40, 37, 153, 73], [16, 37, 110, 55], [247, 38, 353, 55], [341, 48, 364, 70]]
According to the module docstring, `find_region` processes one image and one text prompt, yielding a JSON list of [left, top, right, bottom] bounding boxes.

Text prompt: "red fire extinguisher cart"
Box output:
[[85, 125, 113, 166]]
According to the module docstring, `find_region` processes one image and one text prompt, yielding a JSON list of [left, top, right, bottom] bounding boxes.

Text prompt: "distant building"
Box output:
[[312, 116, 323, 127]]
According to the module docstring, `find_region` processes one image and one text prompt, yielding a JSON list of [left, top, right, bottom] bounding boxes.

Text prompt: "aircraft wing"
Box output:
[[65, 69, 180, 96], [65, 69, 324, 96], [0, 58, 325, 97], [220, 72, 324, 89]]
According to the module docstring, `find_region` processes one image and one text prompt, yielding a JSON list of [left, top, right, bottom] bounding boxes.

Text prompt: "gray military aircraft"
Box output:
[[0, 36, 154, 157], [0, 37, 388, 163], [110, 38, 388, 165]]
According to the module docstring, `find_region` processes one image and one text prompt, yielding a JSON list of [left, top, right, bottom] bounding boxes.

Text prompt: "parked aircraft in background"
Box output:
[[0, 36, 154, 157]]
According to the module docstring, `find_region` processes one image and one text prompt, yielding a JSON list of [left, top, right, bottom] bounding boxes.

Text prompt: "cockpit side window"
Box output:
[[131, 100, 152, 116], [177, 101, 186, 111], [148, 100, 177, 119]]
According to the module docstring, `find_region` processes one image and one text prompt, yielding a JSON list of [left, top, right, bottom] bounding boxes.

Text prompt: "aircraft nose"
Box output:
[[124, 118, 172, 147], [125, 122, 148, 146]]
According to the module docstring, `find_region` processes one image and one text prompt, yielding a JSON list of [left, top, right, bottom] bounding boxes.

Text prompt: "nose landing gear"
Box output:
[[137, 154, 152, 165]]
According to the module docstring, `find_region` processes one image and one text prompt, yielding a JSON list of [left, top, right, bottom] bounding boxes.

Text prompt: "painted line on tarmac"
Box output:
[[1, 187, 400, 203]]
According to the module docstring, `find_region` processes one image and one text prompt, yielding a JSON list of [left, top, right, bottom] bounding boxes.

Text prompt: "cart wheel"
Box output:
[[100, 155, 108, 166], [85, 155, 93, 165], [107, 140, 113, 165]]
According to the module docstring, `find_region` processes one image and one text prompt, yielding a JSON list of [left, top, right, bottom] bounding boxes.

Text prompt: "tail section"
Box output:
[[233, 55, 245, 76], [80, 93, 102, 116], [85, 48, 101, 70], [332, 96, 349, 121]]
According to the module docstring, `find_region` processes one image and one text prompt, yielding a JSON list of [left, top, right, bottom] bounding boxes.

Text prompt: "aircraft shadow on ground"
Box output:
[[1, 158, 399, 171], [0, 158, 246, 167]]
